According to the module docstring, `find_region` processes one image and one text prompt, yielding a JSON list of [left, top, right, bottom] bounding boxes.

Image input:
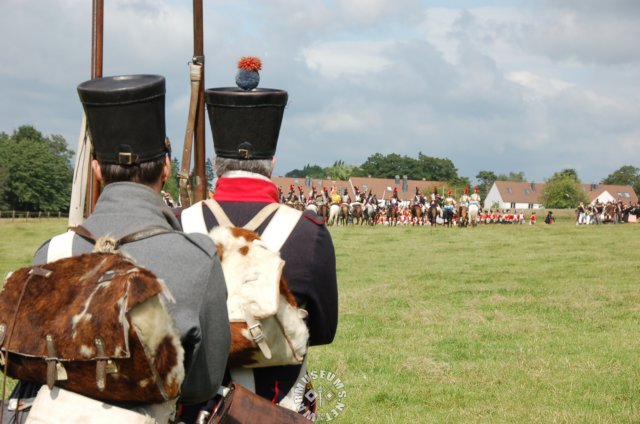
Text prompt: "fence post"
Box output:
[[12, 210, 15, 221]]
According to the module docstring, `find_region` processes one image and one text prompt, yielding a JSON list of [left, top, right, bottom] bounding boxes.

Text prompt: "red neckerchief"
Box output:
[[213, 176, 279, 203]]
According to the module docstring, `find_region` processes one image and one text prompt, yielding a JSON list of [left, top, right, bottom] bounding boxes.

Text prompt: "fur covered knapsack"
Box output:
[[182, 199, 309, 368], [0, 226, 184, 403], [211, 226, 308, 367]]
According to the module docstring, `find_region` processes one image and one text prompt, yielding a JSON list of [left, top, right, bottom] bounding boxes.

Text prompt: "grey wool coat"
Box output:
[[31, 182, 231, 405]]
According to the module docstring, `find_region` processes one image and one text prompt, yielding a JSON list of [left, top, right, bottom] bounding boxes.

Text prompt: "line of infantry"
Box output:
[[2, 71, 338, 423]]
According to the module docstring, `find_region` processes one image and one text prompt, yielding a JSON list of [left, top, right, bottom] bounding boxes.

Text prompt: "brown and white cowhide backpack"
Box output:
[[0, 227, 184, 403], [210, 226, 309, 368]]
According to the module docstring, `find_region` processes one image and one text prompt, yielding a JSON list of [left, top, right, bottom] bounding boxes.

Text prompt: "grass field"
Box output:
[[1, 214, 639, 423]]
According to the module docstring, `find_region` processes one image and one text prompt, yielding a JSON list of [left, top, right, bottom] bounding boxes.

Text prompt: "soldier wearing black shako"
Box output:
[[4, 75, 230, 424], [181, 57, 339, 416]]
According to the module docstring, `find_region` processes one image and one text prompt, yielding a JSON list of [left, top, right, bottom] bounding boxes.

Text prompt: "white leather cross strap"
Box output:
[[46, 231, 75, 263], [190, 199, 303, 252], [258, 205, 302, 252], [180, 201, 208, 234]]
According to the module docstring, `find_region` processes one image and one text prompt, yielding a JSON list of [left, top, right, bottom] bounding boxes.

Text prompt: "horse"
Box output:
[[468, 203, 480, 227], [351, 203, 364, 225], [338, 203, 350, 226], [457, 205, 468, 227], [442, 206, 455, 227], [387, 203, 399, 226], [363, 203, 377, 225], [327, 203, 341, 226], [317, 203, 329, 224], [427, 201, 439, 226], [411, 204, 425, 226]]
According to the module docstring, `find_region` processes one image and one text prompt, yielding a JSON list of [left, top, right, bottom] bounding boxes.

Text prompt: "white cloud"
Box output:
[[1, 0, 639, 185], [302, 41, 393, 79], [507, 71, 573, 100]]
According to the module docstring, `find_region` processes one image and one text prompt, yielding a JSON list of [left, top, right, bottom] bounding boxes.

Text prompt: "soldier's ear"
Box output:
[[160, 155, 172, 184], [269, 157, 276, 177], [91, 160, 104, 183]]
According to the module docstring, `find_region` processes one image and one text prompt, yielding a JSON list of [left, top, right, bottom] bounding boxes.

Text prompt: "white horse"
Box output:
[[328, 204, 341, 226], [469, 203, 480, 227], [363, 203, 376, 225]]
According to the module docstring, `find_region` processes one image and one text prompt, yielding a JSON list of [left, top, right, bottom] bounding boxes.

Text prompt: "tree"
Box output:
[[205, 158, 215, 190], [0, 134, 9, 209], [325, 160, 359, 181], [540, 168, 588, 208], [163, 157, 180, 201], [475, 170, 498, 199], [359, 152, 463, 181], [285, 164, 325, 178], [359, 153, 412, 178], [0, 126, 74, 212], [496, 171, 526, 182], [602, 165, 640, 195]]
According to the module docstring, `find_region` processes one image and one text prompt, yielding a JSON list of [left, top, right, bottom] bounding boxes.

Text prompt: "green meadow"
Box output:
[[1, 214, 639, 422]]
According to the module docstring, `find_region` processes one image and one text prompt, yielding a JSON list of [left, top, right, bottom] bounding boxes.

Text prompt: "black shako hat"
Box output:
[[77, 75, 169, 165], [204, 87, 288, 160]]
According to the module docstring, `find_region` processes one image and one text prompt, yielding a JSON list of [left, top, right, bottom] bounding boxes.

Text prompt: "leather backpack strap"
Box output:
[[203, 199, 282, 233], [68, 225, 174, 250], [117, 227, 173, 245], [259, 205, 303, 252], [242, 203, 280, 232], [203, 199, 234, 227]]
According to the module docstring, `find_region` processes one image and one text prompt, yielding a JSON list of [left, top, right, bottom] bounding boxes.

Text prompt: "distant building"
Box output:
[[484, 181, 544, 210], [583, 184, 638, 205], [484, 181, 638, 210]]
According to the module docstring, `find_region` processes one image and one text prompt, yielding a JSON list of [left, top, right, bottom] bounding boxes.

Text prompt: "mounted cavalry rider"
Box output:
[[443, 189, 456, 214], [353, 186, 366, 203], [6, 75, 231, 424], [180, 76, 338, 415], [430, 185, 442, 212], [329, 186, 342, 205], [341, 188, 350, 203], [414, 186, 425, 205], [307, 185, 317, 206], [390, 186, 400, 207], [459, 187, 471, 207], [349, 186, 363, 210], [470, 186, 482, 209], [297, 185, 306, 205], [285, 184, 297, 205]]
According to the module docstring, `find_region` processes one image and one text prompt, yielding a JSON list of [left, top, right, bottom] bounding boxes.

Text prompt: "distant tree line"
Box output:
[[286, 152, 471, 187], [0, 126, 73, 212], [1, 125, 638, 212]]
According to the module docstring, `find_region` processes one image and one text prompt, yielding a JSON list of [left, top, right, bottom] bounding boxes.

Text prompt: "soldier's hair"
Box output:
[[99, 155, 166, 185], [214, 157, 273, 178]]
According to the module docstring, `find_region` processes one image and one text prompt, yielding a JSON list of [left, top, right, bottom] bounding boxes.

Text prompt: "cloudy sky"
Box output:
[[1, 0, 639, 184]]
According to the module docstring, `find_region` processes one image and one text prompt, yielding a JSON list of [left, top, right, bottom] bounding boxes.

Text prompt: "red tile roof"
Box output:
[[493, 181, 543, 204], [492, 181, 637, 205]]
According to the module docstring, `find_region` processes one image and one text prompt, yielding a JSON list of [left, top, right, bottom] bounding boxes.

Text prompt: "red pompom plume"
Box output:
[[237, 56, 262, 72]]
